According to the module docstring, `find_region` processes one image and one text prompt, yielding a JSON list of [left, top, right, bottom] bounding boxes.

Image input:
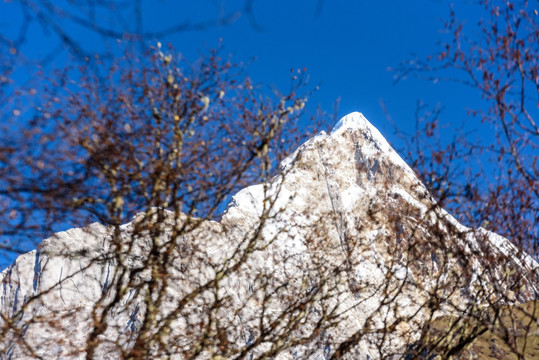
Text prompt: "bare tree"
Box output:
[[392, 0, 538, 255], [389, 0, 539, 358], [0, 44, 535, 357], [0, 1, 537, 359], [0, 45, 333, 358]]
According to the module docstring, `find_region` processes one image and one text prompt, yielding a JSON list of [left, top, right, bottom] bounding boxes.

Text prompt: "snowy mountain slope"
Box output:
[[0, 112, 537, 359]]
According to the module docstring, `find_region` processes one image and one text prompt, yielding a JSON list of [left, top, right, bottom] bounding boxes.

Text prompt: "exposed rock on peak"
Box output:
[[1, 113, 537, 360]]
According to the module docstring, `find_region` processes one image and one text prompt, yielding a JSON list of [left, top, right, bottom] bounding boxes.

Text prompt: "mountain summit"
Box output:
[[1, 113, 537, 359]]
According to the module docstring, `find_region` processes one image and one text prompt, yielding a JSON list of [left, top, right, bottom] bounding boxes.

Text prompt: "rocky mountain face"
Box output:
[[1, 112, 537, 359]]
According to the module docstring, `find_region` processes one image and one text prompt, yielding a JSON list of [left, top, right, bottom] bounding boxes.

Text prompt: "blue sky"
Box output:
[[2, 0, 487, 144], [137, 0, 485, 144]]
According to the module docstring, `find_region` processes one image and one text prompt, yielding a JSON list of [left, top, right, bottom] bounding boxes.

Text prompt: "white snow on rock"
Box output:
[[0, 112, 537, 360], [331, 112, 417, 178]]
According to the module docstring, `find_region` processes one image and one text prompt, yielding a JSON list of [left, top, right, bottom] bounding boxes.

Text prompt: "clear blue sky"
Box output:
[[143, 0, 486, 144], [2, 0, 486, 145]]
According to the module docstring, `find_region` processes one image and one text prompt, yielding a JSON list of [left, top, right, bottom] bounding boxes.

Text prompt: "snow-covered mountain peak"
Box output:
[[1, 111, 537, 360], [330, 111, 390, 150], [331, 112, 416, 176], [331, 111, 370, 134], [279, 112, 418, 189]]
